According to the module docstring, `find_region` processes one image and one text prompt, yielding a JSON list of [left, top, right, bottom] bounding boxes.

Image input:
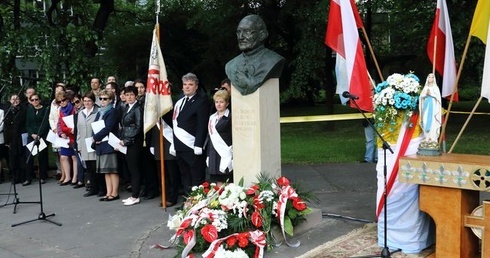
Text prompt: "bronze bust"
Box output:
[[225, 15, 285, 95]]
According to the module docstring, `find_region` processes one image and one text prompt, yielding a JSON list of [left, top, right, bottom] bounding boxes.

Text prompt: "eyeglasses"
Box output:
[[99, 97, 109, 101], [30, 98, 39, 101], [56, 98, 67, 104]]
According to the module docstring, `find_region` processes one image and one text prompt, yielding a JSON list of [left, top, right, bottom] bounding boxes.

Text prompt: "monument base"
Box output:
[[231, 78, 281, 186]]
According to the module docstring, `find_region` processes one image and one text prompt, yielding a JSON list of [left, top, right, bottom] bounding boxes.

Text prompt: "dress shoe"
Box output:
[[123, 197, 140, 206], [40, 179, 46, 184], [99, 196, 109, 201], [60, 181, 71, 186], [83, 192, 97, 197], [97, 192, 107, 197], [165, 201, 176, 207], [73, 183, 84, 189], [144, 194, 158, 200], [106, 195, 120, 202], [22, 181, 31, 186]]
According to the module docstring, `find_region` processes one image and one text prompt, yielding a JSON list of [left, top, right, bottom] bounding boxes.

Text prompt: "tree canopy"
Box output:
[[0, 0, 485, 103]]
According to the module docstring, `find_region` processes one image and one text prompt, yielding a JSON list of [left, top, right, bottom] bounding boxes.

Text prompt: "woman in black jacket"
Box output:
[[117, 86, 143, 206]]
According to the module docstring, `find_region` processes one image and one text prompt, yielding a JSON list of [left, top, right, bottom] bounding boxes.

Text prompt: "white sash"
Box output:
[[172, 97, 195, 150], [208, 110, 233, 173], [160, 119, 175, 154]]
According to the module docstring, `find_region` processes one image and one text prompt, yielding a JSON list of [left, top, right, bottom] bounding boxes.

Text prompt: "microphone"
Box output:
[[342, 91, 359, 100]]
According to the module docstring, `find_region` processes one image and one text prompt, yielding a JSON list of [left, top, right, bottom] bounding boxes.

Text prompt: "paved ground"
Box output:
[[0, 163, 379, 258]]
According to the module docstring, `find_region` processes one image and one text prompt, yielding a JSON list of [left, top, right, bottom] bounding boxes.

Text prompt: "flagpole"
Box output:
[[438, 34, 472, 146], [360, 27, 384, 81], [432, 36, 438, 75], [448, 96, 483, 153], [154, 0, 167, 209]]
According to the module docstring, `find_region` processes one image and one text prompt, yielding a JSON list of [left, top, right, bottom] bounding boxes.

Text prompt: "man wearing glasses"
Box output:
[[225, 14, 285, 96]]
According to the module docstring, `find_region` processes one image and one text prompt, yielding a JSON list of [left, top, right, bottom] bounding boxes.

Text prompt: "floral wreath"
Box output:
[[154, 174, 316, 258], [373, 72, 421, 132]]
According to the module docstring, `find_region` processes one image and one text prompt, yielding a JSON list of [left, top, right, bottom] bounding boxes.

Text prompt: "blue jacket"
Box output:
[[93, 107, 119, 155]]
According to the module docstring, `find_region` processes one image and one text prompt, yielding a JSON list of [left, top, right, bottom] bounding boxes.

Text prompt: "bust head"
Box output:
[[236, 15, 268, 53]]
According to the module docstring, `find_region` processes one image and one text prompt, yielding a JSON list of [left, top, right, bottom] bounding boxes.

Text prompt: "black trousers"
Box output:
[[142, 147, 158, 196], [25, 147, 49, 181], [156, 159, 181, 203], [9, 148, 25, 183], [176, 151, 206, 195], [88, 160, 105, 194], [126, 144, 142, 198]]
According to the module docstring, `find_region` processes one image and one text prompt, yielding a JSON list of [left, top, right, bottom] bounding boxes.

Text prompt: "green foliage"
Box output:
[[0, 0, 486, 105]]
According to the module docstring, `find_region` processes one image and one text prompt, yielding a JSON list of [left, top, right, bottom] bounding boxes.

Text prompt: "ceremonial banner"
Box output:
[[325, 0, 372, 111], [427, 0, 458, 100], [144, 27, 173, 134]]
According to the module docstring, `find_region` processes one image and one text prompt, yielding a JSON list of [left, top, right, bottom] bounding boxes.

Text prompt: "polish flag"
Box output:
[[325, 0, 372, 112], [427, 0, 458, 101]]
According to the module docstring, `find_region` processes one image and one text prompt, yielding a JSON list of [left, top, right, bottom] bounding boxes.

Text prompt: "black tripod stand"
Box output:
[[12, 138, 61, 227], [0, 175, 40, 213], [0, 83, 40, 213], [346, 94, 400, 258]]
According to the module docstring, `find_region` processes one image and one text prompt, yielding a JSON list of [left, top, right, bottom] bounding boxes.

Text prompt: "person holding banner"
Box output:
[[25, 93, 50, 185], [207, 89, 233, 185]]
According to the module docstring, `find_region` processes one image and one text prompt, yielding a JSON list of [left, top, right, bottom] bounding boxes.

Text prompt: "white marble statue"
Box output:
[[419, 73, 442, 145]]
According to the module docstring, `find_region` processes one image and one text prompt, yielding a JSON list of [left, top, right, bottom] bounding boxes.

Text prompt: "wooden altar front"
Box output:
[[399, 153, 490, 258]]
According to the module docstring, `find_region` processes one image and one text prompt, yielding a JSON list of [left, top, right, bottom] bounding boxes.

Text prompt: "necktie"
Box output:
[[180, 97, 188, 111], [125, 104, 130, 113]]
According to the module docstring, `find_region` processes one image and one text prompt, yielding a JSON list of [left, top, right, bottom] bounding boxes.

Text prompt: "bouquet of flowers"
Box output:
[[161, 174, 315, 258], [373, 72, 421, 132]]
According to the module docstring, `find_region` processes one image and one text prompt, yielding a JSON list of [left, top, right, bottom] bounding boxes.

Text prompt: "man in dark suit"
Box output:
[[171, 73, 209, 194]]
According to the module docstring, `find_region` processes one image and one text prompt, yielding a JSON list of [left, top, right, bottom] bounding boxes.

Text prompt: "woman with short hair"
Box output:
[[92, 89, 120, 201]]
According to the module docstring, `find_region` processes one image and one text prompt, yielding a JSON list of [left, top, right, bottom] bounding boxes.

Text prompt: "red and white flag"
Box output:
[[325, 0, 372, 111], [144, 27, 173, 134], [427, 0, 458, 100]]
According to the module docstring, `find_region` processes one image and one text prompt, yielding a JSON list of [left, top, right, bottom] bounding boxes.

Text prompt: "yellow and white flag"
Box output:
[[481, 20, 490, 102]]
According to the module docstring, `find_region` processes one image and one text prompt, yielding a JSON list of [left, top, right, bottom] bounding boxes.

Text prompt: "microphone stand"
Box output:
[[348, 98, 399, 258], [11, 102, 61, 227]]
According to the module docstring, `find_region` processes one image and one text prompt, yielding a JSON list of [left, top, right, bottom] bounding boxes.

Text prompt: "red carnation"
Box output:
[[203, 187, 210, 194], [201, 224, 218, 243], [226, 236, 237, 248], [202, 181, 210, 188], [251, 210, 263, 228], [291, 197, 307, 211], [277, 176, 290, 187]]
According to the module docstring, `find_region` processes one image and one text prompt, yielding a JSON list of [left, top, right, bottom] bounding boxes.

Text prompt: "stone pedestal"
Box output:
[[231, 78, 281, 186]]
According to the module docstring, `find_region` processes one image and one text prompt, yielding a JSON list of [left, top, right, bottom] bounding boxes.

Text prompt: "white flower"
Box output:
[[191, 186, 198, 192], [167, 214, 183, 230], [214, 245, 249, 258]]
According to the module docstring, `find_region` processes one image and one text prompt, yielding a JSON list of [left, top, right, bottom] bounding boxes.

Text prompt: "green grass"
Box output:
[[280, 101, 490, 164]]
